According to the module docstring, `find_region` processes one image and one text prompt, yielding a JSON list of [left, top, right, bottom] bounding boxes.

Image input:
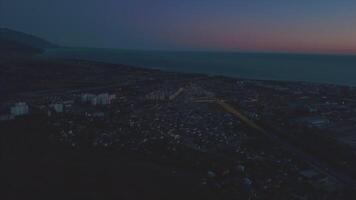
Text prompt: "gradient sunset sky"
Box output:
[[1, 0, 356, 54]]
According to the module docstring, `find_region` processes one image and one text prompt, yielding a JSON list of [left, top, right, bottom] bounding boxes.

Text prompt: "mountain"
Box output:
[[0, 28, 57, 49], [0, 28, 58, 56]]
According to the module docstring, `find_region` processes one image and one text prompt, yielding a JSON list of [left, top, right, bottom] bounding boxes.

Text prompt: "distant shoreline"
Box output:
[[41, 47, 356, 87]]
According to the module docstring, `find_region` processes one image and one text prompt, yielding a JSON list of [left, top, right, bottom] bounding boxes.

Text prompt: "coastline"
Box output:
[[41, 47, 356, 87]]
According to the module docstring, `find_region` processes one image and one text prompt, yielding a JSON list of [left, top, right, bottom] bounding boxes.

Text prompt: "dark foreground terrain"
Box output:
[[1, 118, 223, 200]]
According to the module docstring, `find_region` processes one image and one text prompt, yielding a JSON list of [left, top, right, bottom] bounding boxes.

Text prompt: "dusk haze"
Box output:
[[1, 0, 356, 54]]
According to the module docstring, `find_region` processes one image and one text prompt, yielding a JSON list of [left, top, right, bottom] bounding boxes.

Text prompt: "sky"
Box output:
[[1, 0, 356, 54]]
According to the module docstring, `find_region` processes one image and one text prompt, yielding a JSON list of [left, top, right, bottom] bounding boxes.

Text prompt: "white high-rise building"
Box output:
[[91, 97, 98, 105], [51, 103, 64, 113], [10, 102, 29, 117], [82, 93, 114, 106], [81, 94, 96, 103], [97, 93, 110, 105]]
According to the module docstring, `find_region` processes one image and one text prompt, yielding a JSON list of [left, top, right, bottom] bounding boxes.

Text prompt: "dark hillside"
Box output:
[[0, 28, 57, 49], [0, 39, 43, 56]]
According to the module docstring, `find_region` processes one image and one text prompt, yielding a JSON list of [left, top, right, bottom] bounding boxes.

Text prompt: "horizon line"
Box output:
[[57, 45, 356, 57]]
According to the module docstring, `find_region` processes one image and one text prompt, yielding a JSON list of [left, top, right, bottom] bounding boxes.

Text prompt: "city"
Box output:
[[1, 61, 356, 199]]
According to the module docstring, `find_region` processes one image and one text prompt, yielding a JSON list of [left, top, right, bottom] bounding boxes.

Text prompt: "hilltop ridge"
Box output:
[[0, 28, 58, 56]]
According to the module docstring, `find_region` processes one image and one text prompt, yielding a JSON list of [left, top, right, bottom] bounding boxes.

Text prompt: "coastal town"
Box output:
[[1, 62, 356, 199]]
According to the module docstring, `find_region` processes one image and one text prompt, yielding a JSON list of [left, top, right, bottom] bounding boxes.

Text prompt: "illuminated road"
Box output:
[[217, 100, 265, 133], [169, 88, 185, 101]]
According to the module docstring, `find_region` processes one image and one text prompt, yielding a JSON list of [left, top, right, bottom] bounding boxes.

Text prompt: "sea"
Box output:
[[42, 48, 356, 86]]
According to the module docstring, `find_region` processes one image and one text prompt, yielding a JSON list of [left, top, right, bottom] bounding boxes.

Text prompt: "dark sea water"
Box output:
[[43, 48, 356, 86]]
